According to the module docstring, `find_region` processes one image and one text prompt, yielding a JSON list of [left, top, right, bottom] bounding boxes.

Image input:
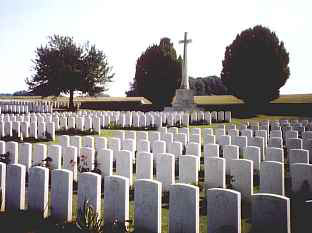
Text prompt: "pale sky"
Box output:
[[1, 0, 311, 96]]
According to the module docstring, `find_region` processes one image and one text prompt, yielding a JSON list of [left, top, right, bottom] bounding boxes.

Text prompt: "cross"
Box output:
[[179, 32, 192, 89]]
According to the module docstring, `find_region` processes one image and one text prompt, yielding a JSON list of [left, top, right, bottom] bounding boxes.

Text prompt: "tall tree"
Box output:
[[126, 38, 182, 107], [221, 25, 290, 104], [26, 35, 114, 109]]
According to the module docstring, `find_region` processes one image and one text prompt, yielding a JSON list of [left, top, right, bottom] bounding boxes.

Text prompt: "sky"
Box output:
[[0, 0, 311, 97]]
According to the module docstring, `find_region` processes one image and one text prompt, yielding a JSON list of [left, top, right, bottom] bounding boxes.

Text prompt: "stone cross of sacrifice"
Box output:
[[179, 32, 192, 89]]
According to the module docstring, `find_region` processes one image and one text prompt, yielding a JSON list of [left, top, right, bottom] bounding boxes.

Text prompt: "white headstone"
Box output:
[[179, 155, 199, 185], [32, 143, 47, 166], [266, 147, 284, 163], [47, 144, 62, 169], [79, 147, 95, 171], [260, 161, 284, 195], [137, 139, 150, 153], [0, 162, 5, 211], [135, 179, 161, 233], [116, 150, 133, 185], [82, 136, 94, 148], [62, 146, 78, 181], [28, 166, 49, 218], [6, 141, 18, 164], [230, 159, 253, 202], [77, 172, 101, 217], [136, 152, 153, 180], [58, 135, 70, 147], [6, 164, 26, 211], [104, 175, 129, 228], [223, 145, 239, 175], [94, 136, 107, 152], [205, 157, 226, 189], [207, 188, 241, 233], [252, 193, 290, 233], [51, 169, 73, 222], [169, 184, 199, 233], [156, 153, 175, 191]]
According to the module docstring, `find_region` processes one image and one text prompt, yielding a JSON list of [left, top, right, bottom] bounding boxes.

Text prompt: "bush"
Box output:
[[221, 25, 290, 104]]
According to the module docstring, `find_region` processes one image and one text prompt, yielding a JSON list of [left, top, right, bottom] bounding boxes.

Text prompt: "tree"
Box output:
[[12, 90, 32, 96], [221, 25, 290, 104], [26, 35, 114, 109], [189, 76, 228, 96], [126, 38, 182, 107]]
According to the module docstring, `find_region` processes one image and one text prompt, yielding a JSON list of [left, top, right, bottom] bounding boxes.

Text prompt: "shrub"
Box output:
[[221, 25, 290, 104]]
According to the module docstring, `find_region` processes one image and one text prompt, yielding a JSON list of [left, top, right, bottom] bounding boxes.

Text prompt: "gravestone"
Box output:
[[79, 147, 95, 171], [33, 143, 47, 166], [230, 159, 253, 202], [290, 163, 312, 194], [205, 157, 226, 189], [156, 153, 175, 191], [28, 166, 49, 218], [59, 135, 70, 147], [136, 152, 153, 180], [94, 136, 107, 152], [51, 169, 73, 222], [288, 149, 309, 164], [0, 162, 5, 211], [252, 193, 290, 233], [104, 175, 129, 229], [207, 188, 241, 233], [169, 184, 199, 233], [6, 164, 26, 211], [260, 161, 284, 195], [137, 139, 150, 153], [62, 146, 78, 181], [168, 141, 183, 158], [78, 172, 101, 217], [266, 147, 284, 163], [244, 146, 261, 173], [179, 155, 199, 185], [47, 144, 62, 169], [135, 179, 161, 233], [223, 145, 239, 175], [116, 150, 133, 185], [6, 141, 18, 164], [82, 136, 94, 148], [97, 148, 113, 179]]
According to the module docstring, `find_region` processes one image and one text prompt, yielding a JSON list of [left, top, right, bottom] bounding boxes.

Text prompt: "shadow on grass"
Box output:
[[0, 136, 52, 143], [0, 210, 80, 233]]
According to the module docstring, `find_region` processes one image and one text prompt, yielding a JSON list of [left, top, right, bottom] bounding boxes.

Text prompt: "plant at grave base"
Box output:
[[77, 155, 89, 173], [12, 130, 18, 138], [45, 132, 52, 140], [77, 200, 104, 233], [0, 152, 10, 164], [112, 218, 134, 233], [227, 175, 235, 189], [32, 157, 53, 169]]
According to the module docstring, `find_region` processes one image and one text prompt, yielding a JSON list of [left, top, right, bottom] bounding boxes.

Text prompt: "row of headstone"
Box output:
[[0, 121, 55, 140], [0, 101, 53, 113], [0, 165, 291, 233]]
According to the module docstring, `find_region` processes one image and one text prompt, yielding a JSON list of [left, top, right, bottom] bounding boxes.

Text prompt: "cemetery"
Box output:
[[0, 106, 311, 232], [1, 2, 311, 231]]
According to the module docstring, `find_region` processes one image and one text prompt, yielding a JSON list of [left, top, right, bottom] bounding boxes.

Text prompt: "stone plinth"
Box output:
[[165, 89, 201, 112]]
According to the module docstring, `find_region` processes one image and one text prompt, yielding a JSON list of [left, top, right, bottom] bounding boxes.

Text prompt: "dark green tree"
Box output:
[[126, 38, 182, 107], [221, 25, 290, 104], [26, 35, 114, 109]]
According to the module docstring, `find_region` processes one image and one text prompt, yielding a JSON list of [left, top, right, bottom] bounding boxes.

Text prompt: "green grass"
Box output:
[[194, 94, 312, 105]]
